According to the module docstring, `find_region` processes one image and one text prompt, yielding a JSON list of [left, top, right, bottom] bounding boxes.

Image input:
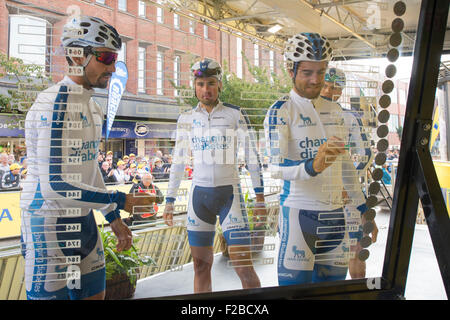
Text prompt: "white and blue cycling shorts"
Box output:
[[186, 184, 251, 247]]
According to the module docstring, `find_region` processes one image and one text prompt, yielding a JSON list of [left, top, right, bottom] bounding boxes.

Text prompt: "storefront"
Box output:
[[100, 119, 177, 160], [0, 114, 26, 162]]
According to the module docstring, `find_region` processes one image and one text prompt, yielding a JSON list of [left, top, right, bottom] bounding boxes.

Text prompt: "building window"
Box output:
[[388, 114, 399, 132], [118, 0, 127, 11], [96, 0, 105, 4], [174, 13, 180, 29], [173, 55, 180, 96], [269, 50, 275, 73], [138, 47, 146, 93], [157, 0, 164, 23], [8, 15, 50, 70], [157, 51, 164, 95], [189, 14, 195, 34], [138, 1, 146, 18], [203, 25, 208, 39], [117, 42, 126, 63], [254, 44, 259, 66], [236, 37, 242, 79]]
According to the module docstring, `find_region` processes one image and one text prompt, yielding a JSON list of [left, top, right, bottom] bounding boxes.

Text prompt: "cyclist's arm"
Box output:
[[32, 95, 126, 220], [166, 114, 190, 204], [238, 109, 264, 195], [345, 112, 373, 172]]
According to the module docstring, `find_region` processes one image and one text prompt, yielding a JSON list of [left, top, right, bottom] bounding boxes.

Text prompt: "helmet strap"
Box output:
[[292, 61, 300, 83]]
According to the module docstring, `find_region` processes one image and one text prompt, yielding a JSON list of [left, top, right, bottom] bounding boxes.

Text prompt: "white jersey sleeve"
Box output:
[[166, 113, 191, 202], [237, 107, 264, 194]]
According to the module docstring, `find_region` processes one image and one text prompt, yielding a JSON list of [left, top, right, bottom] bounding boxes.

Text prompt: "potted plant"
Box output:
[[245, 191, 268, 252], [218, 192, 268, 257], [100, 224, 156, 300]]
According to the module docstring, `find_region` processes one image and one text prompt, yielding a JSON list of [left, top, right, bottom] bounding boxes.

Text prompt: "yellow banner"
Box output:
[[0, 180, 191, 239]]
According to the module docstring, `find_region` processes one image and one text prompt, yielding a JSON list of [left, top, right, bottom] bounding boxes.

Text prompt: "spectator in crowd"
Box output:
[[128, 153, 136, 166], [20, 158, 28, 179], [128, 163, 141, 184], [7, 153, 15, 165], [97, 152, 104, 169], [162, 154, 172, 173], [101, 161, 117, 184], [105, 152, 116, 170], [123, 155, 130, 168], [152, 157, 167, 181], [113, 160, 130, 184], [125, 173, 164, 224], [1, 163, 21, 189], [0, 153, 10, 173], [382, 163, 392, 186]]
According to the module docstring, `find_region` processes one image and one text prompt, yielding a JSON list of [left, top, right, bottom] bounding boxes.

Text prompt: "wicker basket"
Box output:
[[105, 273, 136, 300]]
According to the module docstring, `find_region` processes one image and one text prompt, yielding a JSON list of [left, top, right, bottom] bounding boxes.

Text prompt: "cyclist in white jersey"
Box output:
[[163, 58, 265, 293], [320, 67, 378, 279], [264, 33, 368, 285], [20, 16, 155, 300]]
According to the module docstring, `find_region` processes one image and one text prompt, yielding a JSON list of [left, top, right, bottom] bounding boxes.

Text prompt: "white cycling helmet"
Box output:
[[61, 15, 122, 51], [325, 67, 346, 87], [285, 32, 332, 63], [191, 58, 222, 82]]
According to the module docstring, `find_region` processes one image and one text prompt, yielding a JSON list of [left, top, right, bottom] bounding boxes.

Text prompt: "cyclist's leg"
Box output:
[[187, 185, 218, 293], [220, 185, 261, 289], [277, 206, 314, 286], [309, 208, 348, 282]]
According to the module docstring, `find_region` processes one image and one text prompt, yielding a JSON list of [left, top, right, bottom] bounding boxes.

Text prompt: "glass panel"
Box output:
[[7, 0, 442, 302]]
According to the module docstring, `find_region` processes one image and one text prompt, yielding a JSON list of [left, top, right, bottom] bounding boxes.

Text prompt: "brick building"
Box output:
[[0, 0, 285, 159]]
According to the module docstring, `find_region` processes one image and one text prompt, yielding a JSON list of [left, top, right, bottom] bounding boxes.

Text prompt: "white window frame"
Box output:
[[138, 46, 146, 93], [138, 1, 146, 18], [236, 36, 243, 79], [254, 43, 259, 66], [174, 13, 180, 29], [117, 41, 126, 63], [157, 51, 164, 95], [118, 0, 127, 11], [157, 0, 164, 24], [173, 55, 181, 96], [203, 25, 208, 39]]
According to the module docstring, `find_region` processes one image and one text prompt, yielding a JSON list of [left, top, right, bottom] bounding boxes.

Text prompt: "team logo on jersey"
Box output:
[[192, 119, 204, 128], [298, 114, 316, 128], [288, 245, 311, 262], [187, 216, 199, 227]]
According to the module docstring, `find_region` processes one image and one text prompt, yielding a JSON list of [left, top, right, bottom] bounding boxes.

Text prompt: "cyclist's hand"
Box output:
[[163, 202, 174, 226], [313, 136, 346, 173], [110, 218, 132, 252]]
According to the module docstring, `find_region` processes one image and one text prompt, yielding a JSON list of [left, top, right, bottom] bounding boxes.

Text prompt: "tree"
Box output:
[[0, 52, 51, 115]]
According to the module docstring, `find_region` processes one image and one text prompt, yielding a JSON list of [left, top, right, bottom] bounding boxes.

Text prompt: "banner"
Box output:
[[106, 61, 128, 140]]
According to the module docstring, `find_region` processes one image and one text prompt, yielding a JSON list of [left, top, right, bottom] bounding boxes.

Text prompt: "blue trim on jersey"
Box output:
[[165, 197, 175, 203], [267, 100, 287, 160], [47, 86, 126, 214], [280, 180, 291, 207], [304, 158, 318, 177], [222, 102, 240, 111]]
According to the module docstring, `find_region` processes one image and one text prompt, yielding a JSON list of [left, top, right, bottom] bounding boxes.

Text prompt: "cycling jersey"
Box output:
[[166, 101, 263, 247], [264, 89, 367, 285], [20, 76, 126, 299], [166, 101, 264, 201]]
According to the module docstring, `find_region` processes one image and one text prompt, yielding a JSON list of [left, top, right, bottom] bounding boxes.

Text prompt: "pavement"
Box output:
[[133, 207, 447, 300]]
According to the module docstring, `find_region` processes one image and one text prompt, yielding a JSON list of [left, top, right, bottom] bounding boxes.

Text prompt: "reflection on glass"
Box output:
[[2, 0, 429, 300]]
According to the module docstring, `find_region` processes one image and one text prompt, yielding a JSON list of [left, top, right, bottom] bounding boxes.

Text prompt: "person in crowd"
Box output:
[[382, 163, 392, 186], [105, 152, 116, 170], [0, 153, 10, 173], [129, 163, 141, 184], [152, 157, 167, 181], [101, 161, 117, 184], [123, 155, 130, 168], [1, 163, 21, 189], [113, 160, 130, 184], [7, 153, 15, 165], [128, 153, 136, 167], [125, 173, 164, 224], [97, 151, 104, 169]]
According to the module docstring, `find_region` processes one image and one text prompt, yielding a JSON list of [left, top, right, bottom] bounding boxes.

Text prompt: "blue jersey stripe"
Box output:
[[48, 86, 119, 206]]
